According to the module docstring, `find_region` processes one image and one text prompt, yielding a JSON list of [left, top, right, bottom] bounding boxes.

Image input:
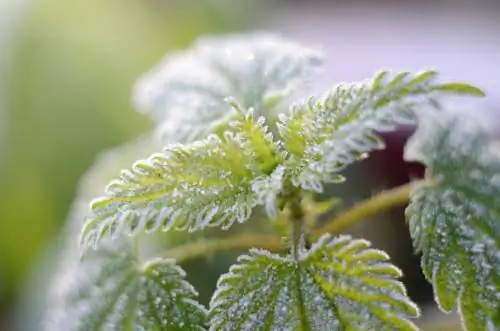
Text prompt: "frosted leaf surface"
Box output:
[[209, 234, 419, 330], [80, 113, 282, 251], [405, 111, 500, 330], [42, 136, 162, 330], [278, 70, 485, 192], [45, 240, 206, 331], [134, 33, 322, 142]]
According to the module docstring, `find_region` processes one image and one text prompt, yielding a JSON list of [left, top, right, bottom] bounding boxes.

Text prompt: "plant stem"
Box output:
[[162, 233, 283, 264], [133, 236, 141, 264], [419, 318, 462, 331], [290, 200, 305, 261], [313, 182, 413, 237]]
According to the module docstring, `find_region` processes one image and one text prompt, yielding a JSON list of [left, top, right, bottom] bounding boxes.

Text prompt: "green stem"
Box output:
[[133, 236, 141, 264], [419, 318, 462, 331], [162, 233, 283, 264], [290, 200, 305, 261], [313, 182, 413, 237]]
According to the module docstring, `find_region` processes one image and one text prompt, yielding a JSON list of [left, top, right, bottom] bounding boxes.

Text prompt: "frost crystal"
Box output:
[[251, 166, 285, 220], [44, 240, 206, 331], [405, 111, 500, 330], [80, 111, 284, 251], [209, 234, 419, 330], [279, 70, 485, 193], [134, 33, 323, 142]]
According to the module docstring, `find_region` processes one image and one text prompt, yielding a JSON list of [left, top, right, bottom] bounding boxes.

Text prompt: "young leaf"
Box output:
[[134, 33, 322, 142], [405, 111, 500, 331], [228, 101, 282, 175], [209, 234, 419, 330], [278, 70, 485, 192], [45, 240, 207, 331], [80, 113, 283, 251]]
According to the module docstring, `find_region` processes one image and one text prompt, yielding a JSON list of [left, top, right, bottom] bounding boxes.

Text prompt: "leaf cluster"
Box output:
[[47, 33, 499, 331]]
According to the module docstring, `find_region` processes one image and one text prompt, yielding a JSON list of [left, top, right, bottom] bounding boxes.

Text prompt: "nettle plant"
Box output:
[[56, 34, 500, 330]]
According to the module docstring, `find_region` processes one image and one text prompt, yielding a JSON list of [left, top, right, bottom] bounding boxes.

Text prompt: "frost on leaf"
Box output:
[[44, 240, 206, 331], [80, 114, 283, 251], [278, 70, 485, 192], [405, 111, 500, 331], [133, 33, 322, 142], [209, 234, 419, 330]]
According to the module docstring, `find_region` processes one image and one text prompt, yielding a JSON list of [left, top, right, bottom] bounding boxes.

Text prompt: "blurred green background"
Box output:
[[1, 0, 499, 330]]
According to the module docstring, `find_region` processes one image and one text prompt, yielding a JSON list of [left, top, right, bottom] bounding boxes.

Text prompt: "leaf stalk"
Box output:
[[313, 182, 414, 237], [290, 199, 305, 261], [161, 233, 284, 264]]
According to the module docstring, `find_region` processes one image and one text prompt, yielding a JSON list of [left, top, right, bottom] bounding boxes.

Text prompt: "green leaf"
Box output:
[[209, 234, 419, 330], [278, 70, 485, 192], [228, 99, 282, 175], [45, 239, 207, 331], [80, 112, 283, 251], [405, 111, 500, 331], [433, 83, 486, 96], [134, 33, 322, 142]]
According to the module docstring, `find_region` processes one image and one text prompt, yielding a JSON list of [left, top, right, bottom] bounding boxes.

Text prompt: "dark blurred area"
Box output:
[[0, 0, 498, 330]]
